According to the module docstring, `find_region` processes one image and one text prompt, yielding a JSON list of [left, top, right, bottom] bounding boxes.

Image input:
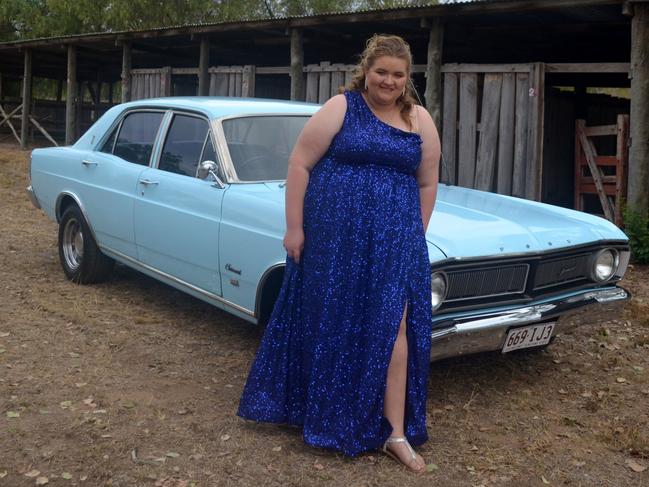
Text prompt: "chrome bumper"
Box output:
[[26, 185, 41, 209], [430, 286, 629, 362]]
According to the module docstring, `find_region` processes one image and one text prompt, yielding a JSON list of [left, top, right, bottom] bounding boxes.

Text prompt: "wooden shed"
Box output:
[[0, 0, 647, 220]]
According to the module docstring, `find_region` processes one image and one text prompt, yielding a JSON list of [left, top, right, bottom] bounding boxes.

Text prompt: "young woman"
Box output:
[[238, 34, 441, 473]]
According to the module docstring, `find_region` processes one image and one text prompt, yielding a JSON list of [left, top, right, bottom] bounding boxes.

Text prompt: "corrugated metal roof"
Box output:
[[0, 0, 622, 48]]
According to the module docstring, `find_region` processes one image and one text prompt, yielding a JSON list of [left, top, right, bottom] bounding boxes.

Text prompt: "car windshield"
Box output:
[[221, 115, 310, 181]]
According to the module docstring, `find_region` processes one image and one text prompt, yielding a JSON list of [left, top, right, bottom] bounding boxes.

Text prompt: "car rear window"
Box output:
[[159, 114, 210, 177], [113, 111, 164, 166]]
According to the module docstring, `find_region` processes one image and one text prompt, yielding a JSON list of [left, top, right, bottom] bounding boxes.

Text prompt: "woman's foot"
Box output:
[[382, 436, 426, 473]]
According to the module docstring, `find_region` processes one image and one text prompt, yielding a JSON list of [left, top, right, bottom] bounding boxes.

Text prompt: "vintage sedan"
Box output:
[[27, 97, 630, 361]]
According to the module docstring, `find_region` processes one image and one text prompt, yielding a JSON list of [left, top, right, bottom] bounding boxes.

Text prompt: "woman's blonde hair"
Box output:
[[341, 34, 417, 128]]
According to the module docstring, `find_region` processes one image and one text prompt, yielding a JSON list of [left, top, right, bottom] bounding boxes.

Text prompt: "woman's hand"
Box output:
[[284, 227, 305, 263]]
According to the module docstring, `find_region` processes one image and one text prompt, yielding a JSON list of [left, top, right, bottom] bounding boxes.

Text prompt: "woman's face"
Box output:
[[364, 55, 409, 105]]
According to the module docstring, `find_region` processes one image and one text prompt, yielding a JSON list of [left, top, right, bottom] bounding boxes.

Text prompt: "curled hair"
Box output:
[[341, 34, 417, 128]]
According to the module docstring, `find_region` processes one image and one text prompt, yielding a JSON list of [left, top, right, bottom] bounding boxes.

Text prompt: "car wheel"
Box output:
[[58, 205, 114, 284]]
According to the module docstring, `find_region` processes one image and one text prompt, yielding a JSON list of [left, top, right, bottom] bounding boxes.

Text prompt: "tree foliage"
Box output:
[[0, 0, 435, 41]]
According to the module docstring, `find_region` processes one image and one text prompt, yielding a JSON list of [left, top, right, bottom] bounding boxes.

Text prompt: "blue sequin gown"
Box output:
[[237, 89, 432, 457]]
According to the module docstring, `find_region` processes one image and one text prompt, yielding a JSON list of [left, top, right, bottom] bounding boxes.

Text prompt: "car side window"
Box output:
[[113, 112, 164, 166], [159, 114, 210, 177], [99, 125, 118, 154]]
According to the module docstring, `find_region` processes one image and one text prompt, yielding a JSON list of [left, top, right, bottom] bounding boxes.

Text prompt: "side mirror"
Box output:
[[197, 160, 218, 180], [197, 160, 225, 189]]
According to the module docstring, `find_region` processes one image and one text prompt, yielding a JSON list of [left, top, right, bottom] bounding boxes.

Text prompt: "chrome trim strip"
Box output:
[[100, 245, 256, 319], [26, 185, 41, 209]]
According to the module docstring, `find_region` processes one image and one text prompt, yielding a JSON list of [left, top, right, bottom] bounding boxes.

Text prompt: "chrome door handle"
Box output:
[[138, 179, 159, 186], [81, 160, 98, 166]]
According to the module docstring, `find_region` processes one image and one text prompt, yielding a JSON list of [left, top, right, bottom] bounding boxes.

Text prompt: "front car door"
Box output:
[[133, 111, 226, 296]]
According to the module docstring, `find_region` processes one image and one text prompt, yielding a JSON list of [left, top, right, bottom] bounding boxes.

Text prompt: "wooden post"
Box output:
[[242, 65, 256, 97], [424, 18, 444, 127], [198, 37, 210, 96], [628, 2, 649, 214], [121, 42, 131, 103], [290, 28, 304, 101], [525, 62, 545, 200], [20, 49, 33, 149], [65, 45, 77, 145]]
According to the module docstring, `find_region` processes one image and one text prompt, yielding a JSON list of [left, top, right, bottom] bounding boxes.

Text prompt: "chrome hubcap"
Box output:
[[62, 218, 84, 271]]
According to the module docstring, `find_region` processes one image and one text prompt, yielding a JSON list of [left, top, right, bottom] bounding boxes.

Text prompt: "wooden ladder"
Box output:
[[574, 114, 629, 226]]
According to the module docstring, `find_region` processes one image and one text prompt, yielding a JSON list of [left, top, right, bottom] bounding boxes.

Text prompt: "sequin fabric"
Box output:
[[237, 89, 433, 457]]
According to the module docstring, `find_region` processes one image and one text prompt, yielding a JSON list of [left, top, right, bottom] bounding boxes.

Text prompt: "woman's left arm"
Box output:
[[415, 105, 441, 233]]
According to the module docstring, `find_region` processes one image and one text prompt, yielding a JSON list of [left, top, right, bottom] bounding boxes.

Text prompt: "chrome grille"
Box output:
[[533, 253, 590, 289], [446, 264, 528, 301]]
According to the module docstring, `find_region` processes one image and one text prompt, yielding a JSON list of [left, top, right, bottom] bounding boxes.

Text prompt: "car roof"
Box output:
[[121, 96, 321, 118]]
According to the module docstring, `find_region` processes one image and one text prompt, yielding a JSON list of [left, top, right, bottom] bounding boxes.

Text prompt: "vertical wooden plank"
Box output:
[[209, 72, 216, 96], [65, 45, 77, 145], [441, 72, 458, 185], [234, 69, 242, 97], [75, 82, 83, 143], [616, 114, 630, 225], [228, 72, 236, 97], [198, 36, 210, 96], [344, 68, 353, 87], [512, 72, 529, 198], [424, 18, 444, 126], [121, 42, 131, 103], [242, 65, 256, 97], [628, 3, 649, 213], [475, 74, 503, 191], [161, 66, 171, 96], [290, 28, 304, 101], [305, 65, 319, 103], [330, 64, 345, 97], [318, 62, 331, 103], [457, 73, 478, 188], [525, 62, 545, 200], [21, 49, 32, 149], [215, 73, 228, 96], [496, 73, 515, 194], [574, 119, 583, 211]]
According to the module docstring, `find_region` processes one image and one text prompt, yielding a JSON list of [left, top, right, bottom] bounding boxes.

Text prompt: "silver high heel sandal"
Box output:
[[381, 436, 425, 472]]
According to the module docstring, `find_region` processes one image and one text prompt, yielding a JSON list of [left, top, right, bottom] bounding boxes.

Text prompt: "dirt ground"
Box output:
[[1, 144, 648, 487]]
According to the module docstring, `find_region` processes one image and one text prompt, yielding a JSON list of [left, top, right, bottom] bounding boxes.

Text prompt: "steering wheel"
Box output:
[[235, 154, 278, 178]]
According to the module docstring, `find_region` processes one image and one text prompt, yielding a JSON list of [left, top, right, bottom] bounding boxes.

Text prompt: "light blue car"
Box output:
[[27, 97, 630, 361]]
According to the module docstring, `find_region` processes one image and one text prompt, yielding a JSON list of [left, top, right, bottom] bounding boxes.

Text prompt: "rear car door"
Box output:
[[80, 110, 165, 258], [133, 112, 226, 295]]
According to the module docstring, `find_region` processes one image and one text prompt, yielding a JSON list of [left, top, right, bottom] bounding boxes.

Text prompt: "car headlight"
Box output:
[[590, 248, 619, 282], [431, 271, 447, 311]]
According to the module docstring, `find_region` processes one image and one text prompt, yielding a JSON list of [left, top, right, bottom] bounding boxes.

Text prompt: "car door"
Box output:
[[133, 112, 226, 296], [78, 109, 166, 259]]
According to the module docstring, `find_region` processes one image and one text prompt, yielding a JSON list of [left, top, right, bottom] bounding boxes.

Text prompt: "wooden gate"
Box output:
[[441, 63, 545, 200]]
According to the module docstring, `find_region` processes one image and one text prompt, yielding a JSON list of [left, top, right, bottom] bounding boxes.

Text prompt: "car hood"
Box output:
[[427, 185, 627, 259], [261, 183, 627, 261]]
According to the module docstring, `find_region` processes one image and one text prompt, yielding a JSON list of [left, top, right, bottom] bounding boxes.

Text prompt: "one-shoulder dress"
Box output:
[[237, 89, 432, 457]]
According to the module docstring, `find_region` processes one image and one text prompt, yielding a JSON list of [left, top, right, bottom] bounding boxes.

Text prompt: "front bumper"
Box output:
[[429, 286, 629, 361], [26, 185, 41, 209]]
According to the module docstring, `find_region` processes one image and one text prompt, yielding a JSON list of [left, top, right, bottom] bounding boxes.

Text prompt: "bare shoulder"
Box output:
[[307, 93, 347, 132], [414, 105, 434, 126]]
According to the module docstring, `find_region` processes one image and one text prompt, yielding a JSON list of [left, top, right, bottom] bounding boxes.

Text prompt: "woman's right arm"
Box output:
[[284, 94, 347, 263]]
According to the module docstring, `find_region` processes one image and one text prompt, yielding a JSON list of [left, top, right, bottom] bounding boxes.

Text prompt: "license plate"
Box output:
[[502, 322, 555, 353]]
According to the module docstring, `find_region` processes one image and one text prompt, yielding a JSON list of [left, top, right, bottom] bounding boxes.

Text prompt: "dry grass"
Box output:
[[1, 143, 649, 486]]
